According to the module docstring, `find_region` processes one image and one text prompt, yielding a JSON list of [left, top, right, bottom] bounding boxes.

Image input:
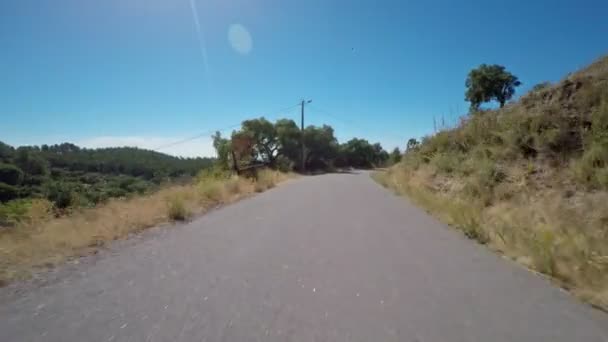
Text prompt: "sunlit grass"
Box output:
[[0, 170, 294, 285]]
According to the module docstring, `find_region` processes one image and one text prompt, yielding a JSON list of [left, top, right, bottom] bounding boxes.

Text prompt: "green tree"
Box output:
[[342, 138, 377, 168], [303, 125, 339, 170], [275, 119, 301, 164], [212, 131, 231, 170], [0, 141, 14, 162], [14, 148, 49, 176], [0, 163, 24, 185], [240, 118, 280, 165], [406, 138, 419, 152], [465, 64, 521, 110], [0, 183, 19, 202], [389, 147, 402, 165]]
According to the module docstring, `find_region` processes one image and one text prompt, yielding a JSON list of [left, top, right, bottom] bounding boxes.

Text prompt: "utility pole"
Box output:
[[300, 99, 312, 173]]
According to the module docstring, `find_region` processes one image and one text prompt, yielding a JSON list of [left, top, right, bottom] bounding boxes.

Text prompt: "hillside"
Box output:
[[376, 56, 608, 309], [0, 142, 213, 224]]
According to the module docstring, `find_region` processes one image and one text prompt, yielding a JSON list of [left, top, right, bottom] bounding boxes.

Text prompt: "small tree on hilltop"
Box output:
[[465, 64, 521, 110], [406, 138, 419, 152]]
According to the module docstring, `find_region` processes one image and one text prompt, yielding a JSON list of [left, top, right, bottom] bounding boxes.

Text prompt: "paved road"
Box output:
[[1, 171, 607, 342]]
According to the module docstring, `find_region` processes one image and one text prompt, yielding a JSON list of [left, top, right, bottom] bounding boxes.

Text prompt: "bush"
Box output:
[[275, 155, 294, 172], [0, 182, 19, 202], [0, 164, 24, 186], [166, 195, 190, 221], [0, 198, 52, 227], [430, 153, 460, 174], [531, 81, 551, 92], [0, 199, 31, 226]]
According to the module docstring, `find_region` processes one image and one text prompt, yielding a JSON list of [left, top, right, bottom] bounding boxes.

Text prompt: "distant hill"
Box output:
[[0, 142, 214, 209]]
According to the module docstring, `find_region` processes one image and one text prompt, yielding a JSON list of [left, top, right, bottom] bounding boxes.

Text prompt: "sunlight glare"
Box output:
[[228, 24, 253, 55]]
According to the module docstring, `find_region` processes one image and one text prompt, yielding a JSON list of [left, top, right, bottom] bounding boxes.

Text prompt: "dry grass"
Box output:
[[374, 166, 608, 310], [0, 170, 294, 285]]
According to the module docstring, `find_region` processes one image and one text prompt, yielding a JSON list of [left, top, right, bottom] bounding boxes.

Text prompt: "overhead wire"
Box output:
[[153, 103, 301, 152]]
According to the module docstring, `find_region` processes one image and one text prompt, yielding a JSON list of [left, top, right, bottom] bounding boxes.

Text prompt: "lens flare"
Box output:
[[228, 24, 253, 55]]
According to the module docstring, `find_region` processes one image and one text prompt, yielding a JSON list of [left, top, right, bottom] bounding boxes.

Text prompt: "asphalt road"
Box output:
[[1, 171, 607, 342]]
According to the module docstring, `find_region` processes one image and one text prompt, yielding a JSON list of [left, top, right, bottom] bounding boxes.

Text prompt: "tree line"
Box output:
[[0, 142, 213, 209], [212, 117, 402, 172]]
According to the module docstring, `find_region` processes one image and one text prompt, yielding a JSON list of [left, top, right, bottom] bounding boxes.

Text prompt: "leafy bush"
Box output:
[[45, 182, 76, 208], [275, 155, 294, 172], [0, 198, 53, 227], [0, 164, 24, 185], [0, 183, 19, 202], [0, 199, 31, 226]]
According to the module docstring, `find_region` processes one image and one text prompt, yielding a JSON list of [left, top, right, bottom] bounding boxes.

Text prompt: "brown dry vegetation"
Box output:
[[374, 55, 608, 310], [0, 169, 293, 285]]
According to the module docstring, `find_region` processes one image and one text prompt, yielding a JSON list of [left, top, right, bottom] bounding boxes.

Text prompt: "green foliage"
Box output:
[[0, 183, 19, 202], [406, 138, 419, 152], [430, 153, 461, 174], [0, 199, 31, 225], [212, 131, 232, 170], [239, 118, 280, 165], [0, 141, 214, 214], [573, 91, 608, 189], [45, 181, 76, 209], [229, 117, 389, 172], [275, 119, 301, 165], [15, 148, 49, 176], [388, 147, 402, 165], [303, 125, 339, 170], [0, 163, 24, 185], [341, 138, 386, 169], [465, 64, 521, 109], [531, 81, 551, 92]]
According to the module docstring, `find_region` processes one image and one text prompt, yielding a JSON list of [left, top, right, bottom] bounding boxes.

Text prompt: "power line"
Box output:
[[153, 103, 301, 151], [152, 123, 241, 151]]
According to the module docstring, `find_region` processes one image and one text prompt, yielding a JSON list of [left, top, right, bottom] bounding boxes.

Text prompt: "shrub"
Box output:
[[275, 155, 294, 172], [166, 195, 190, 221], [0, 164, 24, 186], [0, 182, 20, 202], [0, 198, 52, 227], [45, 182, 76, 208], [430, 153, 460, 174], [531, 81, 552, 92], [0, 199, 31, 226]]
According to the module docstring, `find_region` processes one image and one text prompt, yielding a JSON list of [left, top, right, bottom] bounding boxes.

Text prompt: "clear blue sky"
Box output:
[[1, 0, 607, 156]]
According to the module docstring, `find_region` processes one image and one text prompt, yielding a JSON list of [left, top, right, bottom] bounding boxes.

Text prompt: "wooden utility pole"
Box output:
[[301, 100, 305, 173], [300, 99, 311, 173]]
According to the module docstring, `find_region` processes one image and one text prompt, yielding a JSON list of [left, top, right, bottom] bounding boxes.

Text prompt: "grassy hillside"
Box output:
[[0, 142, 214, 225], [375, 56, 608, 309]]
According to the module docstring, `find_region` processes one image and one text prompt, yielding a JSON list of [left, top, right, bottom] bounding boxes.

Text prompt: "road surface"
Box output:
[[1, 171, 607, 342]]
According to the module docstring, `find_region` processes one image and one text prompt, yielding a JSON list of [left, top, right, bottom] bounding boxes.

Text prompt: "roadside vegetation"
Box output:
[[0, 168, 292, 285], [0, 143, 214, 225], [1, 113, 395, 286], [375, 56, 608, 310]]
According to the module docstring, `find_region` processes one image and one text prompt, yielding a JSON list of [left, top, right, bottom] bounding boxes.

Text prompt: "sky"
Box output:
[[1, 0, 607, 157]]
